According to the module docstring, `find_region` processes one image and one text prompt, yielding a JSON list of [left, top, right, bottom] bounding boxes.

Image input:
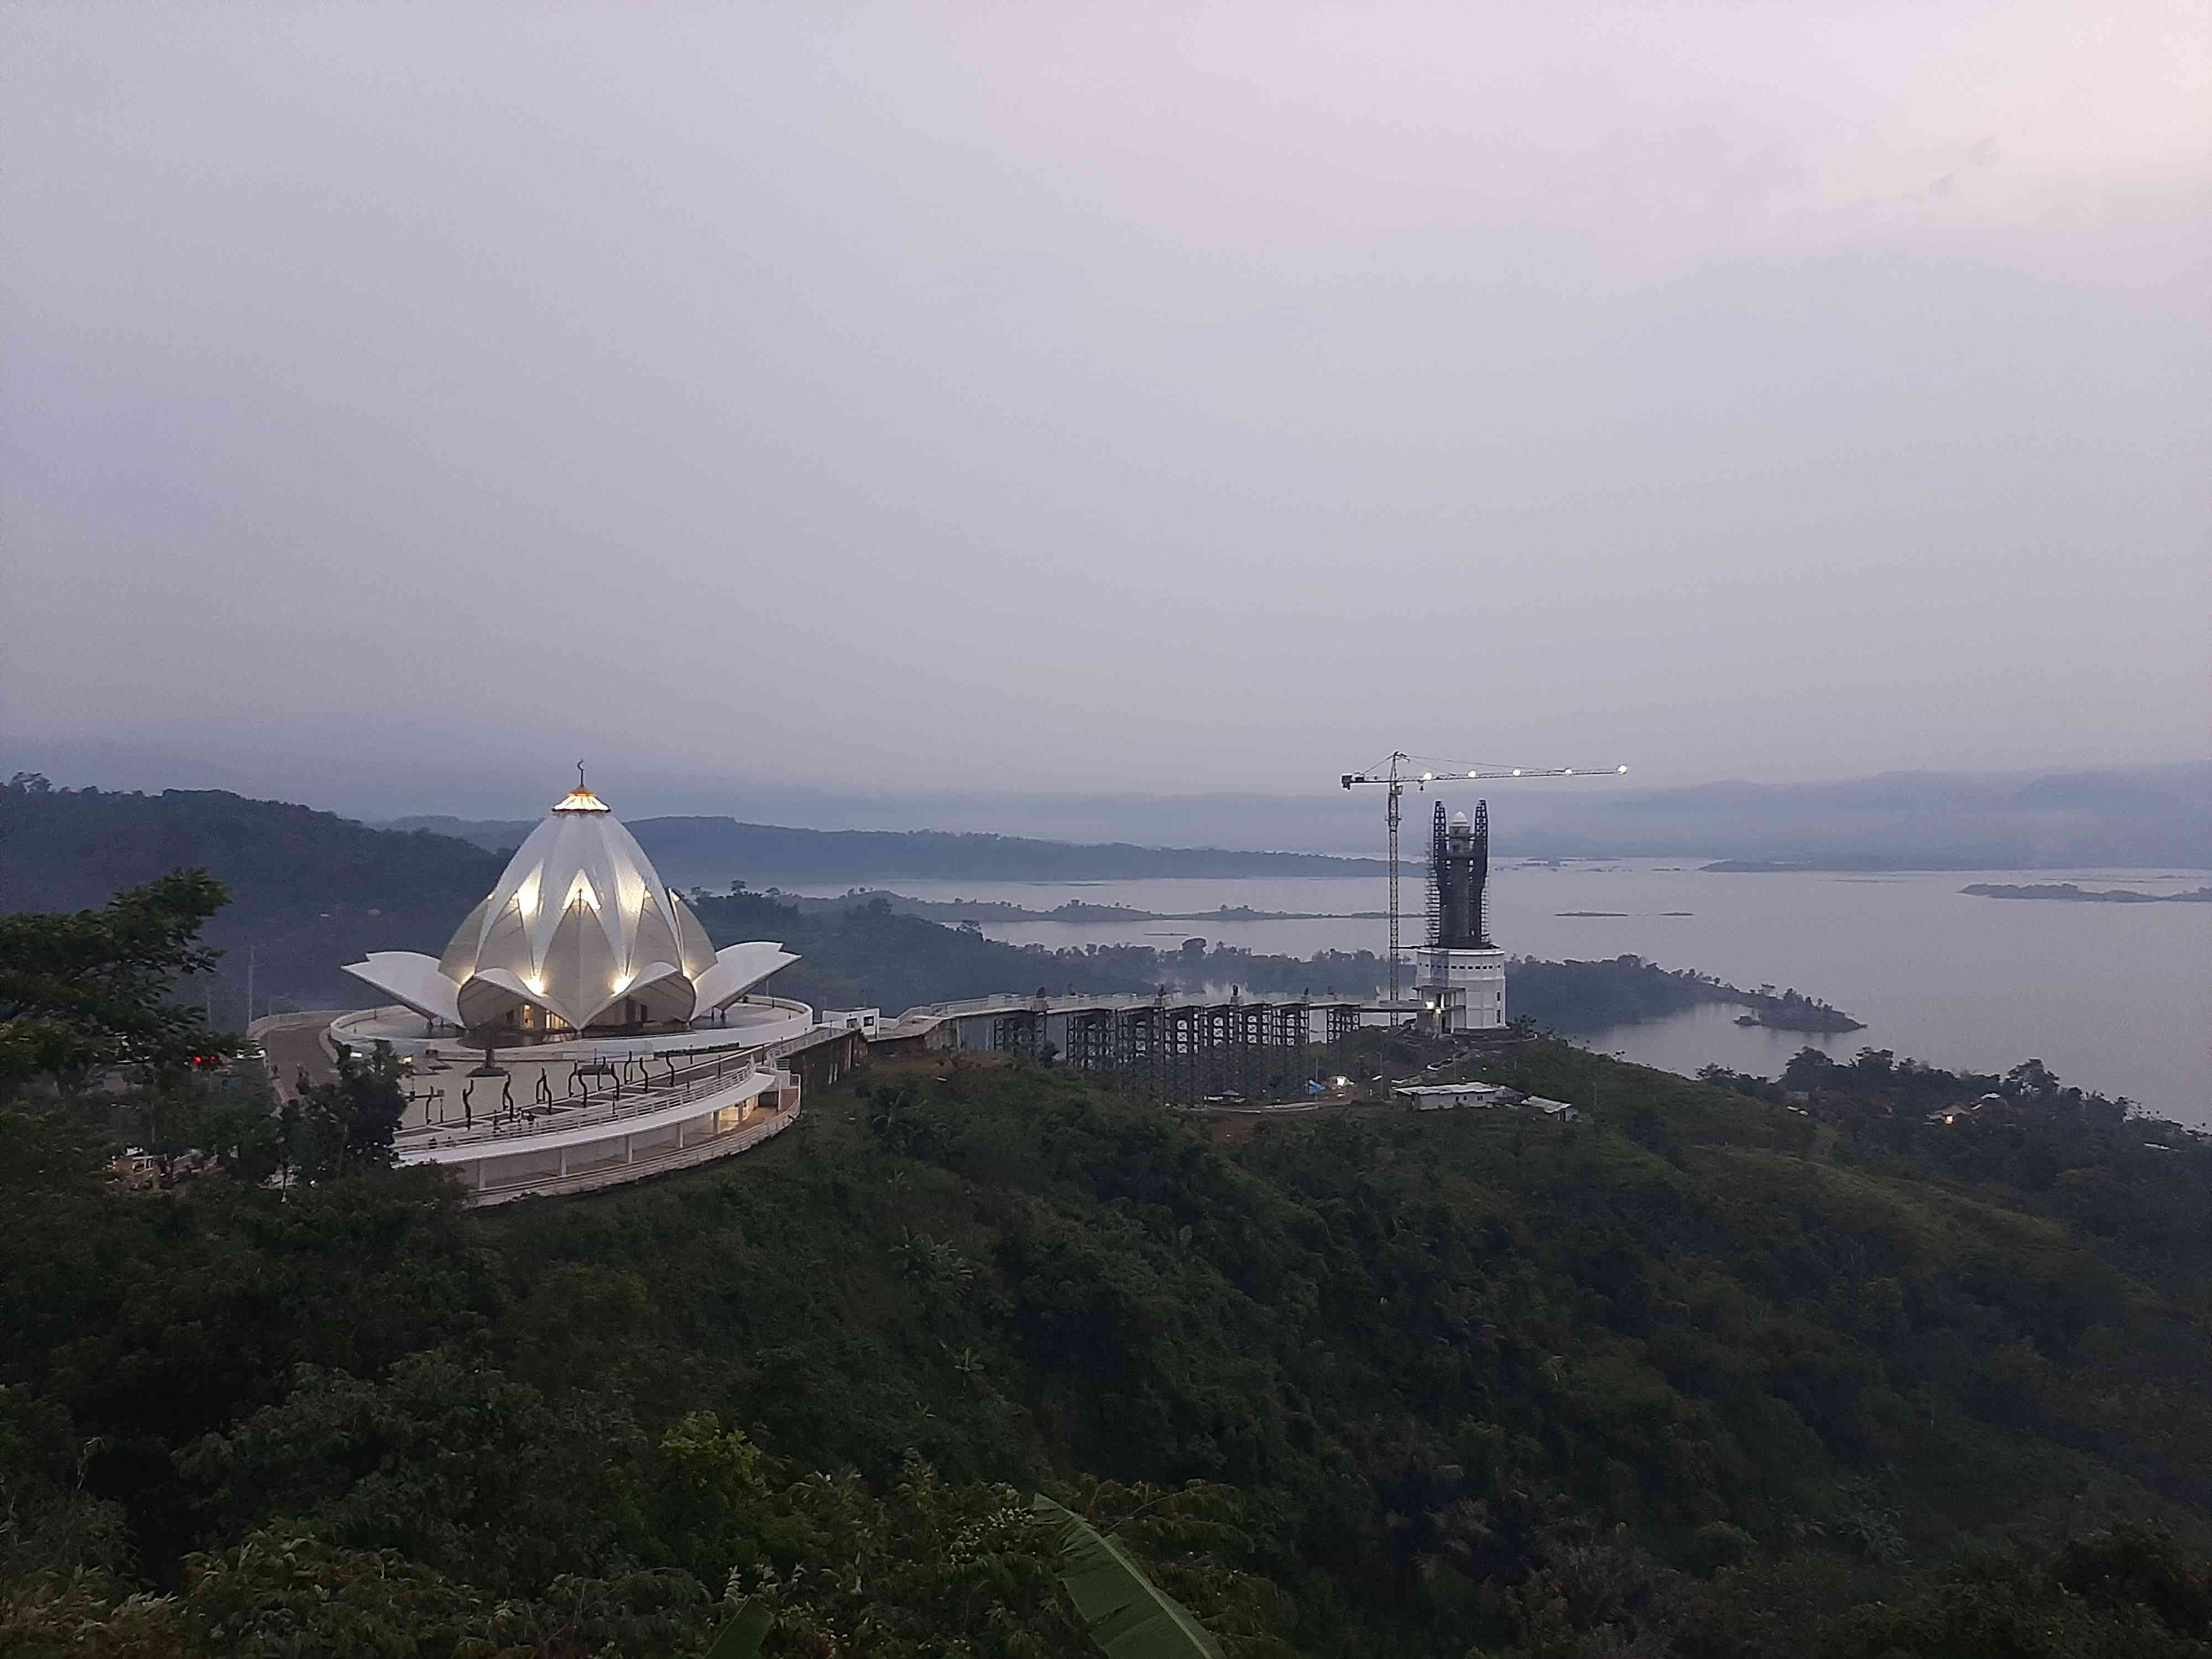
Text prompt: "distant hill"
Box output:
[[1961, 882, 2212, 904], [0, 785, 1166, 1023], [1, 785, 502, 918], [0, 785, 511, 1022], [369, 761, 2212, 870], [378, 813, 1388, 886], [1500, 762, 2212, 868]]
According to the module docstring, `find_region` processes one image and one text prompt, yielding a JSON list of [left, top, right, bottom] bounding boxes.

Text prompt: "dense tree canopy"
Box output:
[[0, 870, 231, 1085], [7, 1021, 2212, 1654]]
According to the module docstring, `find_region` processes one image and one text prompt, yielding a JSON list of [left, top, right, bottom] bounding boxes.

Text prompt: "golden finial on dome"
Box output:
[[552, 760, 610, 813]]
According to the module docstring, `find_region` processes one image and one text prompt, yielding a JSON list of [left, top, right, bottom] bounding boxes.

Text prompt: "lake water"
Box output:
[[785, 863, 2211, 1124]]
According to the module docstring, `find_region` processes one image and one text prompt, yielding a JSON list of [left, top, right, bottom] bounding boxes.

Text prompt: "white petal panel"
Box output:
[[692, 942, 798, 1014], [672, 895, 717, 979], [627, 896, 682, 981], [457, 967, 535, 1029], [341, 952, 463, 1025], [627, 962, 697, 1024], [585, 961, 695, 1027], [542, 894, 618, 1030], [474, 895, 534, 983], [437, 895, 492, 982]]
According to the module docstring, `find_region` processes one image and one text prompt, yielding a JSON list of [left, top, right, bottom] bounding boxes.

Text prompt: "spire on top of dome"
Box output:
[[553, 760, 610, 813]]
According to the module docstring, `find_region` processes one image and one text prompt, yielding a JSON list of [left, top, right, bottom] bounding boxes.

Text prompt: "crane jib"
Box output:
[[1335, 754, 1629, 1009]]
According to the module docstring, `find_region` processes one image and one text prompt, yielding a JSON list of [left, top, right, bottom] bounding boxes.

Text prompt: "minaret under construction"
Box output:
[[1418, 801, 1507, 1032]]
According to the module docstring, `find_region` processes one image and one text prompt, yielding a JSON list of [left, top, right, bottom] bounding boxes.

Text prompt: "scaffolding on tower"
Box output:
[[1340, 754, 1626, 1013]]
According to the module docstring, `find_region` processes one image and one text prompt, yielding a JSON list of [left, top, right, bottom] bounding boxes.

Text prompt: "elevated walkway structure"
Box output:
[[873, 990, 1377, 1105]]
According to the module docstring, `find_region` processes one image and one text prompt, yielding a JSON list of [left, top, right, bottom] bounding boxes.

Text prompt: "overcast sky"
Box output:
[[3, 2, 2206, 820]]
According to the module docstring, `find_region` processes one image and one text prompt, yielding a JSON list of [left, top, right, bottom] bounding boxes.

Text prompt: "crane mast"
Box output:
[[1341, 753, 1627, 1014]]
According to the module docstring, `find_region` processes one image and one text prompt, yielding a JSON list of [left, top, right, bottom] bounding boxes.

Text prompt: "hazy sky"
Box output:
[[4, 2, 2206, 817]]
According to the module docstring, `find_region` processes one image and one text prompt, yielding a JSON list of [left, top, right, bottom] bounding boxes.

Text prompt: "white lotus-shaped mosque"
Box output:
[[342, 781, 796, 1035]]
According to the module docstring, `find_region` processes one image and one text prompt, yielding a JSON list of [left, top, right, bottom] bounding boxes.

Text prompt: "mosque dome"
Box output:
[[342, 778, 796, 1034]]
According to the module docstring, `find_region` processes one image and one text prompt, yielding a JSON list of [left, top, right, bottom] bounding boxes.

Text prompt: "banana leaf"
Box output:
[[1033, 1494, 1226, 1659], [703, 1598, 771, 1659]]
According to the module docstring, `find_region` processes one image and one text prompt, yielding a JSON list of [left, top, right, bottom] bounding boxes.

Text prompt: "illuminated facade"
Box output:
[[341, 780, 796, 1037]]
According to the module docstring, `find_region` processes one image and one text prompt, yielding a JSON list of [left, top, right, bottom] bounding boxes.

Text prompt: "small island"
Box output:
[[1962, 883, 2212, 904], [1502, 954, 1863, 1034], [1734, 993, 1865, 1032], [783, 889, 1388, 924]]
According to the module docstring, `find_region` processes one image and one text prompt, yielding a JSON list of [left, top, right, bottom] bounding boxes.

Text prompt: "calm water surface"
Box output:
[[789, 863, 2210, 1123]]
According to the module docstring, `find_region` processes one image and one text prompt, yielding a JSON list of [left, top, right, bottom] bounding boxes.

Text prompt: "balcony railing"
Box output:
[[401, 1052, 790, 1153]]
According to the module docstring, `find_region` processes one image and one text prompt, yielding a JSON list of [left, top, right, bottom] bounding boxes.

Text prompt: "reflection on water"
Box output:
[[787, 862, 2211, 1123]]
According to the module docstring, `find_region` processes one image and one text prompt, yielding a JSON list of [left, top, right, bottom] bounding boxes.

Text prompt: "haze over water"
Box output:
[[790, 864, 2211, 1124]]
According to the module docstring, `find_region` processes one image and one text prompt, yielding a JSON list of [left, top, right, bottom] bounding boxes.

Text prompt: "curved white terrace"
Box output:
[[397, 1047, 801, 1206]]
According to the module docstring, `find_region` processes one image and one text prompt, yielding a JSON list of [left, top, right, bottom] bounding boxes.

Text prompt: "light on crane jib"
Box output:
[[1335, 749, 1630, 1013]]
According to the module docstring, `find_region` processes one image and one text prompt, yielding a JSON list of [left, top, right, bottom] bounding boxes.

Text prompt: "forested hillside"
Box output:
[[8, 989, 2212, 1653], [0, 780, 502, 917], [1, 780, 508, 1021]]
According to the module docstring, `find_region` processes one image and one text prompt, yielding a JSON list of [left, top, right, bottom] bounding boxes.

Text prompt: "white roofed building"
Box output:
[[322, 774, 820, 1207], [1392, 1081, 1516, 1110], [342, 777, 798, 1041]]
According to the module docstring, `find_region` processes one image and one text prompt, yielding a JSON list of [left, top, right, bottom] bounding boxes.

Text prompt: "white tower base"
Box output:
[[1418, 947, 1506, 1033]]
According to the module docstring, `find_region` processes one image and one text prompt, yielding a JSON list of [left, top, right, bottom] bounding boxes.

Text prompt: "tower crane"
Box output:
[[1341, 753, 1629, 1008]]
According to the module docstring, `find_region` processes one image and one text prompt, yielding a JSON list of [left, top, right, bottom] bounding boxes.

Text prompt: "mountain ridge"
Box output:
[[375, 812, 1391, 885]]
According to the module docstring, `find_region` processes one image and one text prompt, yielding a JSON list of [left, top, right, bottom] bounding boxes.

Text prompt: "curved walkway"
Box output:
[[397, 1045, 802, 1207]]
